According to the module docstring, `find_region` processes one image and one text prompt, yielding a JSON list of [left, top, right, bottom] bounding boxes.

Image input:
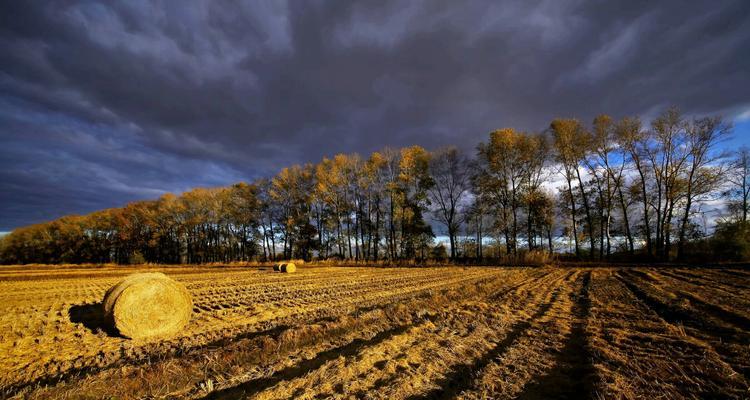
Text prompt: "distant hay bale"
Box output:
[[270, 262, 296, 273], [103, 272, 192, 340]]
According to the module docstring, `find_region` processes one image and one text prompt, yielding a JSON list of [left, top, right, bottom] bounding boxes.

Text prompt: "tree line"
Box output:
[[2, 107, 745, 265]]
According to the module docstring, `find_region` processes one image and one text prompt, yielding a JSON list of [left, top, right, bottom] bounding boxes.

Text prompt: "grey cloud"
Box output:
[[1, 0, 749, 230]]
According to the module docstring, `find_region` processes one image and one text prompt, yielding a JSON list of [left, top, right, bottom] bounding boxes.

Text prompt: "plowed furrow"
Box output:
[[617, 271, 750, 386], [366, 271, 572, 400], [406, 273, 574, 400], [16, 270, 531, 399], [440, 271, 586, 400], [2, 270, 498, 395], [1, 270, 498, 389], [620, 270, 750, 339], [587, 270, 748, 399], [669, 269, 750, 292], [514, 270, 594, 400], [203, 323, 420, 400], [647, 270, 750, 324], [204, 271, 563, 400]]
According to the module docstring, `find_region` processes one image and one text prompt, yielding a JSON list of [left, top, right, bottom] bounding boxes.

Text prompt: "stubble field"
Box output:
[[0, 265, 749, 399]]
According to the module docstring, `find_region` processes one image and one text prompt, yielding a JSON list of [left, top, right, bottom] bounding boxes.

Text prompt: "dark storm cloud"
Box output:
[[1, 0, 749, 230]]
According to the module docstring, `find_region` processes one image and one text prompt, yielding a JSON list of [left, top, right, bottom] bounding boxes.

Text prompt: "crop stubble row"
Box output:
[[0, 266, 499, 395], [1, 265, 748, 399]]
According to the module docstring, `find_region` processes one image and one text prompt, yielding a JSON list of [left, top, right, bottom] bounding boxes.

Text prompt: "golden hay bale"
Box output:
[[281, 262, 296, 273], [103, 272, 192, 340]]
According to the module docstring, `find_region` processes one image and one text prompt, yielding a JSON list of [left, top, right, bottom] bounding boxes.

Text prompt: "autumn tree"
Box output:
[[225, 182, 262, 261], [316, 155, 351, 258], [0, 107, 736, 265], [475, 128, 551, 256], [360, 152, 388, 261], [519, 133, 551, 252], [271, 164, 316, 260], [524, 189, 556, 253], [398, 146, 434, 259], [256, 178, 279, 261], [464, 193, 490, 260], [551, 119, 593, 257]]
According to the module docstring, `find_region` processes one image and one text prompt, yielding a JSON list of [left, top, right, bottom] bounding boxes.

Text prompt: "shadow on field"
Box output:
[[68, 303, 119, 337], [203, 324, 412, 400], [406, 284, 564, 400], [516, 271, 594, 400]]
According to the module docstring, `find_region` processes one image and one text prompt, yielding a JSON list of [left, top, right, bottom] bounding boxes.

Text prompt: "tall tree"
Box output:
[[398, 146, 434, 259], [428, 147, 471, 259], [476, 128, 548, 255], [726, 146, 750, 222], [675, 116, 730, 259], [520, 133, 551, 251], [271, 164, 316, 260], [551, 119, 594, 258], [587, 115, 617, 258], [615, 117, 652, 257]]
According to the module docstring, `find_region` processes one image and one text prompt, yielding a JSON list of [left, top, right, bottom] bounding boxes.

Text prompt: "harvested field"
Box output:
[[0, 265, 748, 399]]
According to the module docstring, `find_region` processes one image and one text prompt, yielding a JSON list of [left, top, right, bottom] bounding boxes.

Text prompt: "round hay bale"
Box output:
[[103, 272, 192, 340], [273, 264, 281, 272], [281, 262, 296, 273]]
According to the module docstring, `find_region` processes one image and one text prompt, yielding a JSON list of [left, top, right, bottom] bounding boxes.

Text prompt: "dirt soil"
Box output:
[[0, 265, 748, 399]]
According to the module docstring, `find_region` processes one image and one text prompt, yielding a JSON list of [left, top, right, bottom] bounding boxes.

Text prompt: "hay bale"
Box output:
[[103, 272, 192, 340], [281, 262, 296, 273], [273, 264, 281, 272]]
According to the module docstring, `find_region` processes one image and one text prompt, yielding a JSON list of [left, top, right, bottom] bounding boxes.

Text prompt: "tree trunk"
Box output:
[[565, 175, 580, 257], [617, 185, 634, 254], [575, 167, 595, 258], [374, 204, 381, 262]]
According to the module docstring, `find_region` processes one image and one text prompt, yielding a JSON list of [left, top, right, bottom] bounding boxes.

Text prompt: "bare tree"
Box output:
[[428, 147, 471, 259], [586, 115, 617, 258], [647, 108, 687, 259], [615, 117, 651, 257], [726, 146, 750, 222], [521, 133, 551, 251], [675, 116, 730, 259]]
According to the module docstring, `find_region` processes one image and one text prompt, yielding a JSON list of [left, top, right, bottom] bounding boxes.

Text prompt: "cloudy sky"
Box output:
[[1, 1, 749, 231]]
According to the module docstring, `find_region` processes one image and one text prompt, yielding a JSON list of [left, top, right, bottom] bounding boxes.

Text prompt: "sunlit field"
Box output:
[[1, 264, 748, 399], [2, 0, 750, 399]]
